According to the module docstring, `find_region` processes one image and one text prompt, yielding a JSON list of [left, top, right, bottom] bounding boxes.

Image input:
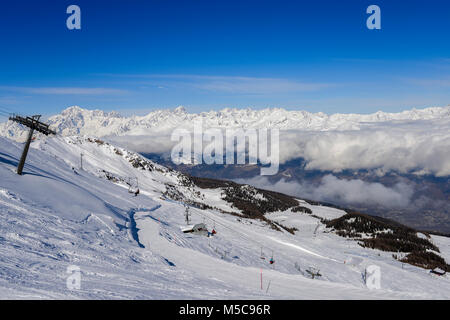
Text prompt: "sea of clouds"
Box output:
[[106, 117, 450, 211], [109, 116, 450, 177], [235, 174, 415, 209], [278, 120, 450, 177]]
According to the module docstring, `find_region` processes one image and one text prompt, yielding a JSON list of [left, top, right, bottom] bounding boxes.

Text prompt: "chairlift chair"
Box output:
[[128, 177, 139, 195], [269, 251, 275, 264]]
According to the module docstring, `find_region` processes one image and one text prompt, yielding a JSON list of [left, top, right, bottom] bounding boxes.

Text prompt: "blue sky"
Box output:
[[0, 0, 449, 117]]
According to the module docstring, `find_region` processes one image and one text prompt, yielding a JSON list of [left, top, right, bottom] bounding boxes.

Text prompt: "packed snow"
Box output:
[[0, 135, 449, 299]]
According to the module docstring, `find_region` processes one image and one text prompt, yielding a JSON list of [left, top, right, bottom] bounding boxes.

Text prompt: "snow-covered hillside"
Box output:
[[0, 135, 449, 299]]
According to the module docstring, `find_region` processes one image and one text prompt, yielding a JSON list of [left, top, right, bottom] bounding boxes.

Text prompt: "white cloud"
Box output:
[[0, 86, 128, 95], [405, 78, 450, 87], [189, 76, 333, 94], [277, 120, 450, 177], [101, 73, 334, 94], [237, 175, 414, 209]]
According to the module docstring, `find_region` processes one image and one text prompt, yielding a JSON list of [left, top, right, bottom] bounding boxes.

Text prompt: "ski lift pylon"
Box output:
[[260, 247, 266, 260]]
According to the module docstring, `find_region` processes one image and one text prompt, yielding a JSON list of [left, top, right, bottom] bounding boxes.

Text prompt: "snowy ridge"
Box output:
[[1, 105, 450, 141], [0, 135, 449, 299]]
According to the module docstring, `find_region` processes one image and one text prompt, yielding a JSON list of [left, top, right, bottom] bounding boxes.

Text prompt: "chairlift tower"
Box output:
[[9, 114, 56, 175], [185, 205, 190, 225], [80, 152, 84, 170], [313, 222, 320, 238]]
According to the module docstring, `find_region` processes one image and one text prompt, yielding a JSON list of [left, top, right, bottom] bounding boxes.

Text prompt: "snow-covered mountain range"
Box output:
[[0, 135, 449, 299], [2, 105, 450, 141]]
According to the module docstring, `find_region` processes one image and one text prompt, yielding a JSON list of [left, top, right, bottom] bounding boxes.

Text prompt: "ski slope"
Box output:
[[0, 135, 449, 299]]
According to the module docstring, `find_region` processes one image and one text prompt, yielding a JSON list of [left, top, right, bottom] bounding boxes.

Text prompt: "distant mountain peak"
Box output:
[[174, 106, 187, 113], [60, 105, 123, 118]]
